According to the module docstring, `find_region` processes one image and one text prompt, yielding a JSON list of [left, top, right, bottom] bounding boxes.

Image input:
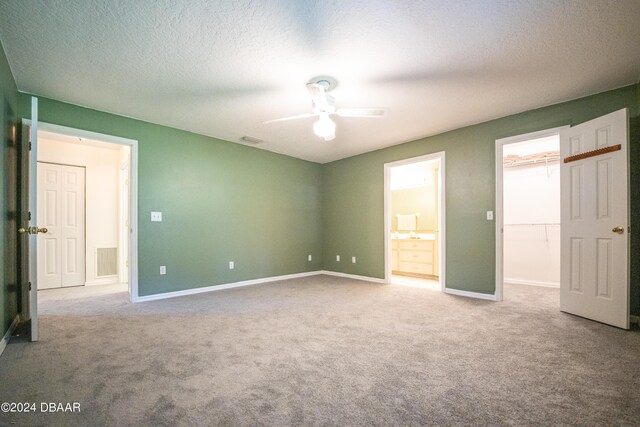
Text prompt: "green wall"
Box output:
[[1, 40, 18, 336], [323, 85, 640, 314], [18, 94, 323, 296]]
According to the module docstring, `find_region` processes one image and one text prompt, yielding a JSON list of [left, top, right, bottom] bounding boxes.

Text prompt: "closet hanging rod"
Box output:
[[503, 157, 560, 168]]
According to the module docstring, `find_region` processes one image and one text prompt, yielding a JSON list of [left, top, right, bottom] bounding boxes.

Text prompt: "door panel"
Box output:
[[560, 108, 629, 329], [61, 166, 85, 286], [37, 163, 85, 288], [37, 163, 61, 289], [569, 238, 583, 293]]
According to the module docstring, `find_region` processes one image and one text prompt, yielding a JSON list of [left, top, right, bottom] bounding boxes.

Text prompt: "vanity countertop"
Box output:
[[392, 233, 436, 241]]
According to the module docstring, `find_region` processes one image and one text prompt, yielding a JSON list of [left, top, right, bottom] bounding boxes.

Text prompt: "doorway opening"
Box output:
[[37, 130, 131, 297], [30, 121, 139, 303], [384, 152, 445, 291], [495, 127, 566, 301]]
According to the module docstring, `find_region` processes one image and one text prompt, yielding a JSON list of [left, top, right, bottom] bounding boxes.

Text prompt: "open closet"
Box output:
[[502, 135, 560, 288]]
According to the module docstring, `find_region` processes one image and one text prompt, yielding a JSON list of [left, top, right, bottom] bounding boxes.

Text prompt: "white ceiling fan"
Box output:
[[264, 77, 386, 141]]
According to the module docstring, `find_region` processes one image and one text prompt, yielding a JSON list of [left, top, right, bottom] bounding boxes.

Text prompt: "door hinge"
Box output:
[[28, 281, 32, 291], [29, 141, 32, 151], [28, 211, 32, 221]]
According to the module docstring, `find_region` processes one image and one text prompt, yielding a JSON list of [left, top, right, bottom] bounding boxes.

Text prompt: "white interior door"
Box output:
[[28, 97, 39, 341], [560, 108, 629, 329], [37, 163, 86, 289]]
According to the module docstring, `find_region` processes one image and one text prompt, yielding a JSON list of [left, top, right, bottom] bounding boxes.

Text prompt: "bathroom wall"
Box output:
[[391, 187, 437, 232], [390, 161, 438, 232]]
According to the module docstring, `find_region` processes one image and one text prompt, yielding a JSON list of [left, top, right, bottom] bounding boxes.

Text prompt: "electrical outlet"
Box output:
[[486, 210, 494, 220], [308, 254, 312, 261], [160, 265, 166, 275], [151, 211, 162, 222], [336, 255, 340, 262], [229, 261, 234, 270], [352, 256, 356, 263]]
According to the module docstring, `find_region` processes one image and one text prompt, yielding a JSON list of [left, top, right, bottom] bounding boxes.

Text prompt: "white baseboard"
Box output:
[[320, 270, 386, 284], [0, 315, 20, 356], [86, 276, 119, 286], [135, 271, 323, 303], [445, 287, 498, 301], [504, 278, 559, 288]]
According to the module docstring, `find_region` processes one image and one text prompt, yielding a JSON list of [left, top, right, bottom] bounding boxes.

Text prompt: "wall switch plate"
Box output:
[[336, 255, 340, 262], [486, 211, 494, 220], [308, 255, 312, 261], [229, 261, 234, 270], [352, 257, 356, 263], [160, 265, 166, 275], [151, 211, 162, 222]]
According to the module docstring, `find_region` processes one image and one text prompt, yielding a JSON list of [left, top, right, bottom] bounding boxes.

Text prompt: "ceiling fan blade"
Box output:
[[263, 113, 317, 124], [306, 83, 328, 109], [336, 108, 387, 118]]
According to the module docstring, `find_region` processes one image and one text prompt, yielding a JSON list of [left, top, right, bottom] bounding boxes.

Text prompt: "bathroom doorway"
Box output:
[[384, 152, 445, 291]]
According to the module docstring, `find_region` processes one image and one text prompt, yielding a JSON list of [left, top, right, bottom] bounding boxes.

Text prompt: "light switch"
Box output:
[[151, 211, 162, 222], [229, 261, 235, 270], [308, 255, 312, 261], [336, 255, 340, 262], [160, 265, 166, 275], [487, 211, 494, 220], [352, 257, 356, 263]]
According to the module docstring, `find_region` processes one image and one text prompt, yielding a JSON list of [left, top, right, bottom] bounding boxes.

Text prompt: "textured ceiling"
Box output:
[[1, 0, 639, 163]]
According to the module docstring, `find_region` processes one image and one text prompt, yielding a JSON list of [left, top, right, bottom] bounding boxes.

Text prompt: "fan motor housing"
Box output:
[[312, 94, 336, 114], [309, 75, 337, 91]]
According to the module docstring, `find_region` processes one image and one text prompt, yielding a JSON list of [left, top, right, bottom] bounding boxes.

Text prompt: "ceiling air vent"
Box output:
[[240, 136, 263, 144]]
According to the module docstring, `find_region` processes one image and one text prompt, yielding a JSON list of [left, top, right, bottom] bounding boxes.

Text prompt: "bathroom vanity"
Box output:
[[391, 236, 438, 278]]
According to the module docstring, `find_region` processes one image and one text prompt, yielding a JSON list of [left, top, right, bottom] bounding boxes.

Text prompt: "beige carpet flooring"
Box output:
[[1, 276, 639, 426]]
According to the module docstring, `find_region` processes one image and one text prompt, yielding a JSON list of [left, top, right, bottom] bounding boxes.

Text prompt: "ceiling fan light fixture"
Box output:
[[323, 132, 336, 141], [313, 114, 336, 139], [264, 76, 384, 143]]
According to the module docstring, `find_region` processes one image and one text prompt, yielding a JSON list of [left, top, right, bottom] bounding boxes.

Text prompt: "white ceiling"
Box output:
[[1, 1, 639, 164]]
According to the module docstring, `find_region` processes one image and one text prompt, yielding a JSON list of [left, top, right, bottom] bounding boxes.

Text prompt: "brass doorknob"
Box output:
[[18, 227, 48, 235], [612, 226, 624, 235]]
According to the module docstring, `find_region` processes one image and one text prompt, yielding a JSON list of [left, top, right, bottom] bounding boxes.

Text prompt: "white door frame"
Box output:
[[384, 151, 446, 290], [25, 120, 140, 303], [494, 126, 568, 301], [119, 162, 130, 285]]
